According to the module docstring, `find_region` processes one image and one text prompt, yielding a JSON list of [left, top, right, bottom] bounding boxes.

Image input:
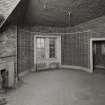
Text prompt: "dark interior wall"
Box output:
[[19, 27, 105, 72], [62, 16, 105, 71], [17, 25, 65, 73], [62, 31, 105, 70], [62, 32, 90, 68], [25, 0, 105, 26], [17, 28, 34, 73], [18, 16, 105, 73]]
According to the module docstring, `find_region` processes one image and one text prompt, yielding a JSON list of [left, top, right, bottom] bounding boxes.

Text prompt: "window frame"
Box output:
[[49, 38, 56, 58]]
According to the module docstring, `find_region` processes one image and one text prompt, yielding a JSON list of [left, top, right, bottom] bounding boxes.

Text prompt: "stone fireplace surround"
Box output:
[[0, 55, 16, 88]]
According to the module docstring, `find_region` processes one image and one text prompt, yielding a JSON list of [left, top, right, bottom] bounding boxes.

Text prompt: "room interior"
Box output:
[[0, 0, 105, 105]]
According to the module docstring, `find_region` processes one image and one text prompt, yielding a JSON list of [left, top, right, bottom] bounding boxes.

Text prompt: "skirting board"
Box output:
[[61, 65, 92, 73], [18, 65, 92, 77]]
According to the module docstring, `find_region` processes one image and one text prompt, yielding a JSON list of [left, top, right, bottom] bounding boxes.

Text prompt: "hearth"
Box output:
[[0, 55, 16, 88]]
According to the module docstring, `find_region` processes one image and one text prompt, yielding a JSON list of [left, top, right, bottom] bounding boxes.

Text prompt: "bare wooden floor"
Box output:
[[7, 69, 105, 105]]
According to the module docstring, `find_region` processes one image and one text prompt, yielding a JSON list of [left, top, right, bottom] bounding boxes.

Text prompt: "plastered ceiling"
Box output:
[[24, 0, 105, 27]]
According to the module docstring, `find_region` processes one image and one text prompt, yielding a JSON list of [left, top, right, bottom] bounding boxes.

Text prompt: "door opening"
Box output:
[[91, 39, 105, 72]]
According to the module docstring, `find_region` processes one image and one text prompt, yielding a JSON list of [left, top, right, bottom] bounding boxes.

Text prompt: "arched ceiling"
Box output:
[[24, 0, 105, 27]]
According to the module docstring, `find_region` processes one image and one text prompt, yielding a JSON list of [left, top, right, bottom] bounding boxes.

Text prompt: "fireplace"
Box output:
[[0, 55, 15, 88]]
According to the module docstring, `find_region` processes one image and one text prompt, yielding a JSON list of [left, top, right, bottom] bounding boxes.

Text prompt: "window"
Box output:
[[49, 38, 56, 58], [102, 43, 105, 55], [36, 37, 56, 59], [36, 38, 45, 58]]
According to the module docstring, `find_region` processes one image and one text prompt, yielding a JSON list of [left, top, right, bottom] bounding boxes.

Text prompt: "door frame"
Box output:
[[90, 38, 105, 72], [34, 35, 61, 71]]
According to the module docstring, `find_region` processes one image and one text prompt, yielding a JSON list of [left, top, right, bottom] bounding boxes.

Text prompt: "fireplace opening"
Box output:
[[0, 69, 8, 92]]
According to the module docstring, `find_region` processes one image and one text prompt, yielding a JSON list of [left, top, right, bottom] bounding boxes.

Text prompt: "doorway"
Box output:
[[93, 41, 105, 70], [91, 39, 105, 72], [34, 35, 61, 71]]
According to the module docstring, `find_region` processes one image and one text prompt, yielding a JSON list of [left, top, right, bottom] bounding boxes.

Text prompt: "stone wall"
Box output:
[[0, 25, 17, 87], [0, 25, 17, 58]]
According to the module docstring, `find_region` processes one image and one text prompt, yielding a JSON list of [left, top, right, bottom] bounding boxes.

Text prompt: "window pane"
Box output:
[[37, 38, 45, 58], [37, 48, 45, 58], [37, 38, 41, 48], [102, 43, 105, 55], [37, 38, 45, 48], [49, 38, 56, 58], [40, 38, 45, 48]]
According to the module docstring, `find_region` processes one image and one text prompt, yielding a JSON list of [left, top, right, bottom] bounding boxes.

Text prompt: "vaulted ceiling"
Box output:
[[24, 0, 105, 27], [1, 0, 105, 28]]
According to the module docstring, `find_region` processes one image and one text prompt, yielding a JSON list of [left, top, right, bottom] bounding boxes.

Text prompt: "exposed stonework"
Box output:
[[0, 25, 17, 58], [0, 25, 17, 87]]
